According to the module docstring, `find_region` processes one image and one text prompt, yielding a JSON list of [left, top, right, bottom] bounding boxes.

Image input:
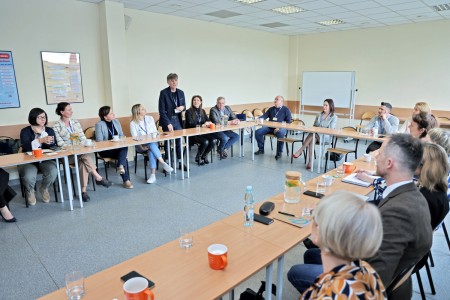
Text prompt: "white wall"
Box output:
[[0, 0, 105, 125], [289, 19, 450, 111], [125, 9, 289, 111]]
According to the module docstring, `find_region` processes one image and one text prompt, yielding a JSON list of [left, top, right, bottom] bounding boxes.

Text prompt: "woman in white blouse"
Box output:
[[398, 101, 431, 134], [130, 104, 173, 184]]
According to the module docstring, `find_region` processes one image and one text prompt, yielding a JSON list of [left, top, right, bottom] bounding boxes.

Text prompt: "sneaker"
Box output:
[[39, 185, 50, 203], [147, 174, 156, 184], [26, 191, 36, 206], [95, 178, 112, 188], [118, 165, 125, 175], [162, 162, 173, 173], [82, 192, 90, 202], [123, 180, 134, 189]]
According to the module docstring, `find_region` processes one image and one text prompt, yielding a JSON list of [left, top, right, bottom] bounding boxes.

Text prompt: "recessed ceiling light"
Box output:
[[432, 3, 450, 11], [260, 22, 288, 28], [317, 19, 345, 26], [235, 0, 265, 4], [206, 10, 242, 18], [271, 6, 305, 15]]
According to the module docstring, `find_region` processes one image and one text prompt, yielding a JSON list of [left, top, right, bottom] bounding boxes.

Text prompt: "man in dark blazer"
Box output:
[[367, 134, 432, 299], [158, 73, 186, 169]]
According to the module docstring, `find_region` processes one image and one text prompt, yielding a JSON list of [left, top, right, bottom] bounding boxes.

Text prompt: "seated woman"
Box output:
[[288, 191, 385, 299], [426, 128, 450, 195], [95, 106, 133, 189], [292, 99, 338, 170], [398, 101, 431, 134], [0, 168, 16, 223], [53, 102, 112, 202], [185, 95, 215, 165], [18, 108, 58, 205], [129, 104, 173, 184], [408, 112, 437, 140], [416, 143, 449, 230]]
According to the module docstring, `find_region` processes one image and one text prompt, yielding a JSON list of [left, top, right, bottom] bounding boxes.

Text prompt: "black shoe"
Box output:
[[222, 150, 228, 158], [178, 163, 188, 171], [275, 153, 282, 160], [198, 159, 205, 166], [202, 156, 209, 164], [0, 212, 17, 223], [82, 192, 90, 202], [219, 151, 227, 159], [195, 154, 200, 163], [96, 178, 112, 188], [303, 238, 319, 249], [254, 149, 264, 155]]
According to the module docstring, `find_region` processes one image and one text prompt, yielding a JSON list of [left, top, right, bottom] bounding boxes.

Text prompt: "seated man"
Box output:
[[254, 95, 292, 160], [365, 102, 399, 153], [209, 97, 240, 159], [288, 134, 433, 299]]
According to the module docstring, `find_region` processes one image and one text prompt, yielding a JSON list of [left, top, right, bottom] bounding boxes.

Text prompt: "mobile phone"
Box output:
[[121, 271, 155, 289], [303, 190, 325, 199], [254, 213, 274, 225]]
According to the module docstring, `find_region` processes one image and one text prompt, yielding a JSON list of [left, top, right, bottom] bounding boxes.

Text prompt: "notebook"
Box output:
[[342, 173, 378, 187]]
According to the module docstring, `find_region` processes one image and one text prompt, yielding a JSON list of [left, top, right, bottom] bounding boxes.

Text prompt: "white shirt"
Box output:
[[382, 180, 413, 199]]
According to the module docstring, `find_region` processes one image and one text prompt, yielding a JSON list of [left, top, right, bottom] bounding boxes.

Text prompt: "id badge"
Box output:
[[273, 117, 278, 121]]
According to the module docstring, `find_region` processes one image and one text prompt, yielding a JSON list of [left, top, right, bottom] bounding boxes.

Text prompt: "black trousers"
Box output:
[[189, 134, 215, 158], [0, 168, 15, 208]]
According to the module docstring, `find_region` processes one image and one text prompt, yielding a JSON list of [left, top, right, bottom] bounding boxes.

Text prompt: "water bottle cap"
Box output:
[[246, 186, 253, 191]]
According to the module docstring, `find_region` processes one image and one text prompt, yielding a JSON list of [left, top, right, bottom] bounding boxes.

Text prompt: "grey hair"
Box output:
[[428, 128, 450, 155]]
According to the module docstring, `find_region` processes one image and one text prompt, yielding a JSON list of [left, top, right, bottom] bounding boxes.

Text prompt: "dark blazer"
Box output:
[[20, 126, 57, 153], [367, 182, 432, 299], [185, 108, 210, 129], [158, 87, 186, 129], [420, 187, 449, 230]]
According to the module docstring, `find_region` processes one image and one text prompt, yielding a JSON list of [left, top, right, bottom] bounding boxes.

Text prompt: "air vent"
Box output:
[[206, 10, 242, 18]]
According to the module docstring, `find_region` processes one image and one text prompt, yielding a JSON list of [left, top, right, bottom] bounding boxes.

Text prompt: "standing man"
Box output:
[[209, 97, 240, 159], [158, 73, 186, 170], [365, 102, 399, 153], [254, 95, 292, 160]]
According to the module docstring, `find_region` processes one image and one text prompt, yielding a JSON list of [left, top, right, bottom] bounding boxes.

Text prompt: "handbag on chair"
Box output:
[[239, 281, 276, 300]]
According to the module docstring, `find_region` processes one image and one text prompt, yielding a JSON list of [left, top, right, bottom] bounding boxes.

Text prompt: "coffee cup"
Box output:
[[32, 148, 43, 158], [123, 277, 154, 300], [322, 175, 334, 186], [210, 123, 215, 130], [343, 162, 356, 174], [113, 135, 120, 141], [208, 244, 228, 270], [84, 139, 93, 146], [363, 153, 371, 162]]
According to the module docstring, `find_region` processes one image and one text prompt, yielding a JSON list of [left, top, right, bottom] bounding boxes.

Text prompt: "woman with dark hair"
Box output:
[[185, 95, 215, 165], [18, 108, 58, 205], [53, 102, 112, 202], [95, 106, 133, 189], [408, 112, 437, 140], [292, 99, 338, 169]]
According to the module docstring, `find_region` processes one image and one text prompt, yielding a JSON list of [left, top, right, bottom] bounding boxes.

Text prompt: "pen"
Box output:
[[278, 211, 295, 217]]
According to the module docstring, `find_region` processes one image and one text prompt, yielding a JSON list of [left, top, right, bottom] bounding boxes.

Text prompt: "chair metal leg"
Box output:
[[134, 153, 138, 174], [424, 260, 436, 295], [53, 181, 58, 203], [415, 271, 426, 300], [71, 169, 77, 197], [104, 161, 109, 180], [442, 222, 450, 251], [428, 252, 434, 268], [92, 174, 96, 191]]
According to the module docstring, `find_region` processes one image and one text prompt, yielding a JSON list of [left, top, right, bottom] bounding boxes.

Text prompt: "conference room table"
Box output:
[[39, 157, 376, 300]]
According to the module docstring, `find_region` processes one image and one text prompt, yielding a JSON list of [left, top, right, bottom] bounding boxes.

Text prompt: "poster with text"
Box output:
[[41, 52, 84, 104], [0, 51, 21, 109]]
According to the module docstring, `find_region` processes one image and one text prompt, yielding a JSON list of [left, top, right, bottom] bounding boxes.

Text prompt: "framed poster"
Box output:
[[0, 50, 21, 109], [41, 51, 84, 104]]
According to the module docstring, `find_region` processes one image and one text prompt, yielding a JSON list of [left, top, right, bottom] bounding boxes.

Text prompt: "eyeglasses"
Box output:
[[37, 115, 47, 120]]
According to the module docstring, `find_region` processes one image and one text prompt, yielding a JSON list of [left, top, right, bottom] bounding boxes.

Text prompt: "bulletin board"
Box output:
[[0, 50, 21, 109], [41, 51, 84, 104]]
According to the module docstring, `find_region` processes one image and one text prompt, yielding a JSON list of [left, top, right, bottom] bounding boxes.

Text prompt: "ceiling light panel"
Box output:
[[317, 19, 345, 26], [272, 6, 305, 14], [235, 0, 265, 4], [432, 3, 450, 11]]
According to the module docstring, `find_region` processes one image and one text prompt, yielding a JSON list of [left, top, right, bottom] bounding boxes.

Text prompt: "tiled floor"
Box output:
[[0, 135, 448, 299]]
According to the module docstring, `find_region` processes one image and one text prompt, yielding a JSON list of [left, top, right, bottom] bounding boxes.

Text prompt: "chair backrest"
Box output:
[[253, 108, 263, 118], [0, 136, 21, 155], [360, 111, 376, 125], [84, 127, 95, 139], [342, 126, 357, 132], [242, 109, 253, 118], [437, 116, 450, 124], [386, 262, 416, 296], [292, 119, 305, 126], [262, 107, 270, 113]]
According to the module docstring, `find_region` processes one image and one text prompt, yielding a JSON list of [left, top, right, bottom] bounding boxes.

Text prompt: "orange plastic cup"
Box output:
[[123, 277, 154, 300], [32, 148, 43, 158], [210, 123, 216, 130], [343, 162, 356, 174], [208, 244, 228, 270]]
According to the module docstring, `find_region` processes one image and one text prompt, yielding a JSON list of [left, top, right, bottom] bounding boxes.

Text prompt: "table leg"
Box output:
[[73, 154, 83, 208], [252, 125, 255, 161], [239, 129, 242, 158], [172, 140, 177, 174], [311, 133, 316, 173], [63, 156, 73, 211], [185, 137, 190, 178], [167, 141, 173, 174], [181, 137, 186, 180], [265, 262, 273, 300], [317, 133, 323, 174], [228, 289, 234, 300], [55, 158, 64, 202], [276, 255, 284, 300]]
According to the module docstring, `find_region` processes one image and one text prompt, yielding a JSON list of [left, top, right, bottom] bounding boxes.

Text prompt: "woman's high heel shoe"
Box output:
[[292, 152, 301, 159], [306, 163, 311, 170], [0, 212, 17, 223]]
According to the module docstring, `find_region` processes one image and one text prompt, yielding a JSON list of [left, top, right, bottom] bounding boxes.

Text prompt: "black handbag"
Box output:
[[239, 281, 276, 300]]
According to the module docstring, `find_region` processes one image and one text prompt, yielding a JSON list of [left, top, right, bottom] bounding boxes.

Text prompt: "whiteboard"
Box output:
[[301, 72, 355, 108]]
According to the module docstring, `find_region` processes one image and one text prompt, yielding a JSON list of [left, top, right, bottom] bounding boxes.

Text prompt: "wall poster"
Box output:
[[0, 50, 21, 109], [41, 51, 84, 104]]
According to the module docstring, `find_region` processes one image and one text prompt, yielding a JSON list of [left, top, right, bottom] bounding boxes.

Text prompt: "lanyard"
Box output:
[[171, 92, 178, 106], [65, 121, 74, 134], [139, 117, 148, 134], [107, 122, 116, 137], [274, 107, 281, 118], [195, 110, 202, 124]]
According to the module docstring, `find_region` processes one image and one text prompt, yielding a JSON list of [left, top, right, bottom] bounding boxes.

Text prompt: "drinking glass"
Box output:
[[179, 228, 193, 249], [65, 271, 85, 300]]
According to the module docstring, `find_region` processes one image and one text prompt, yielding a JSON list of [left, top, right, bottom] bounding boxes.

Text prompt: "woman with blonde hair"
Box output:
[[398, 101, 431, 133], [288, 191, 386, 299], [129, 104, 173, 184]]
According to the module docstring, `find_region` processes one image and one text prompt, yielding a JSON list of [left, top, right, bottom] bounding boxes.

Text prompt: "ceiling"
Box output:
[[76, 0, 450, 35]]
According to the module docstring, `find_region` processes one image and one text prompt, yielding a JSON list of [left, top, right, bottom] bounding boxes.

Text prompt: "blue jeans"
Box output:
[[287, 248, 323, 293], [144, 142, 162, 169], [214, 131, 239, 152], [99, 147, 129, 182], [255, 127, 287, 154]]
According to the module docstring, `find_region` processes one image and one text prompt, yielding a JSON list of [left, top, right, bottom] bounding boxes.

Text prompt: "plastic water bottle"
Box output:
[[244, 186, 254, 227]]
